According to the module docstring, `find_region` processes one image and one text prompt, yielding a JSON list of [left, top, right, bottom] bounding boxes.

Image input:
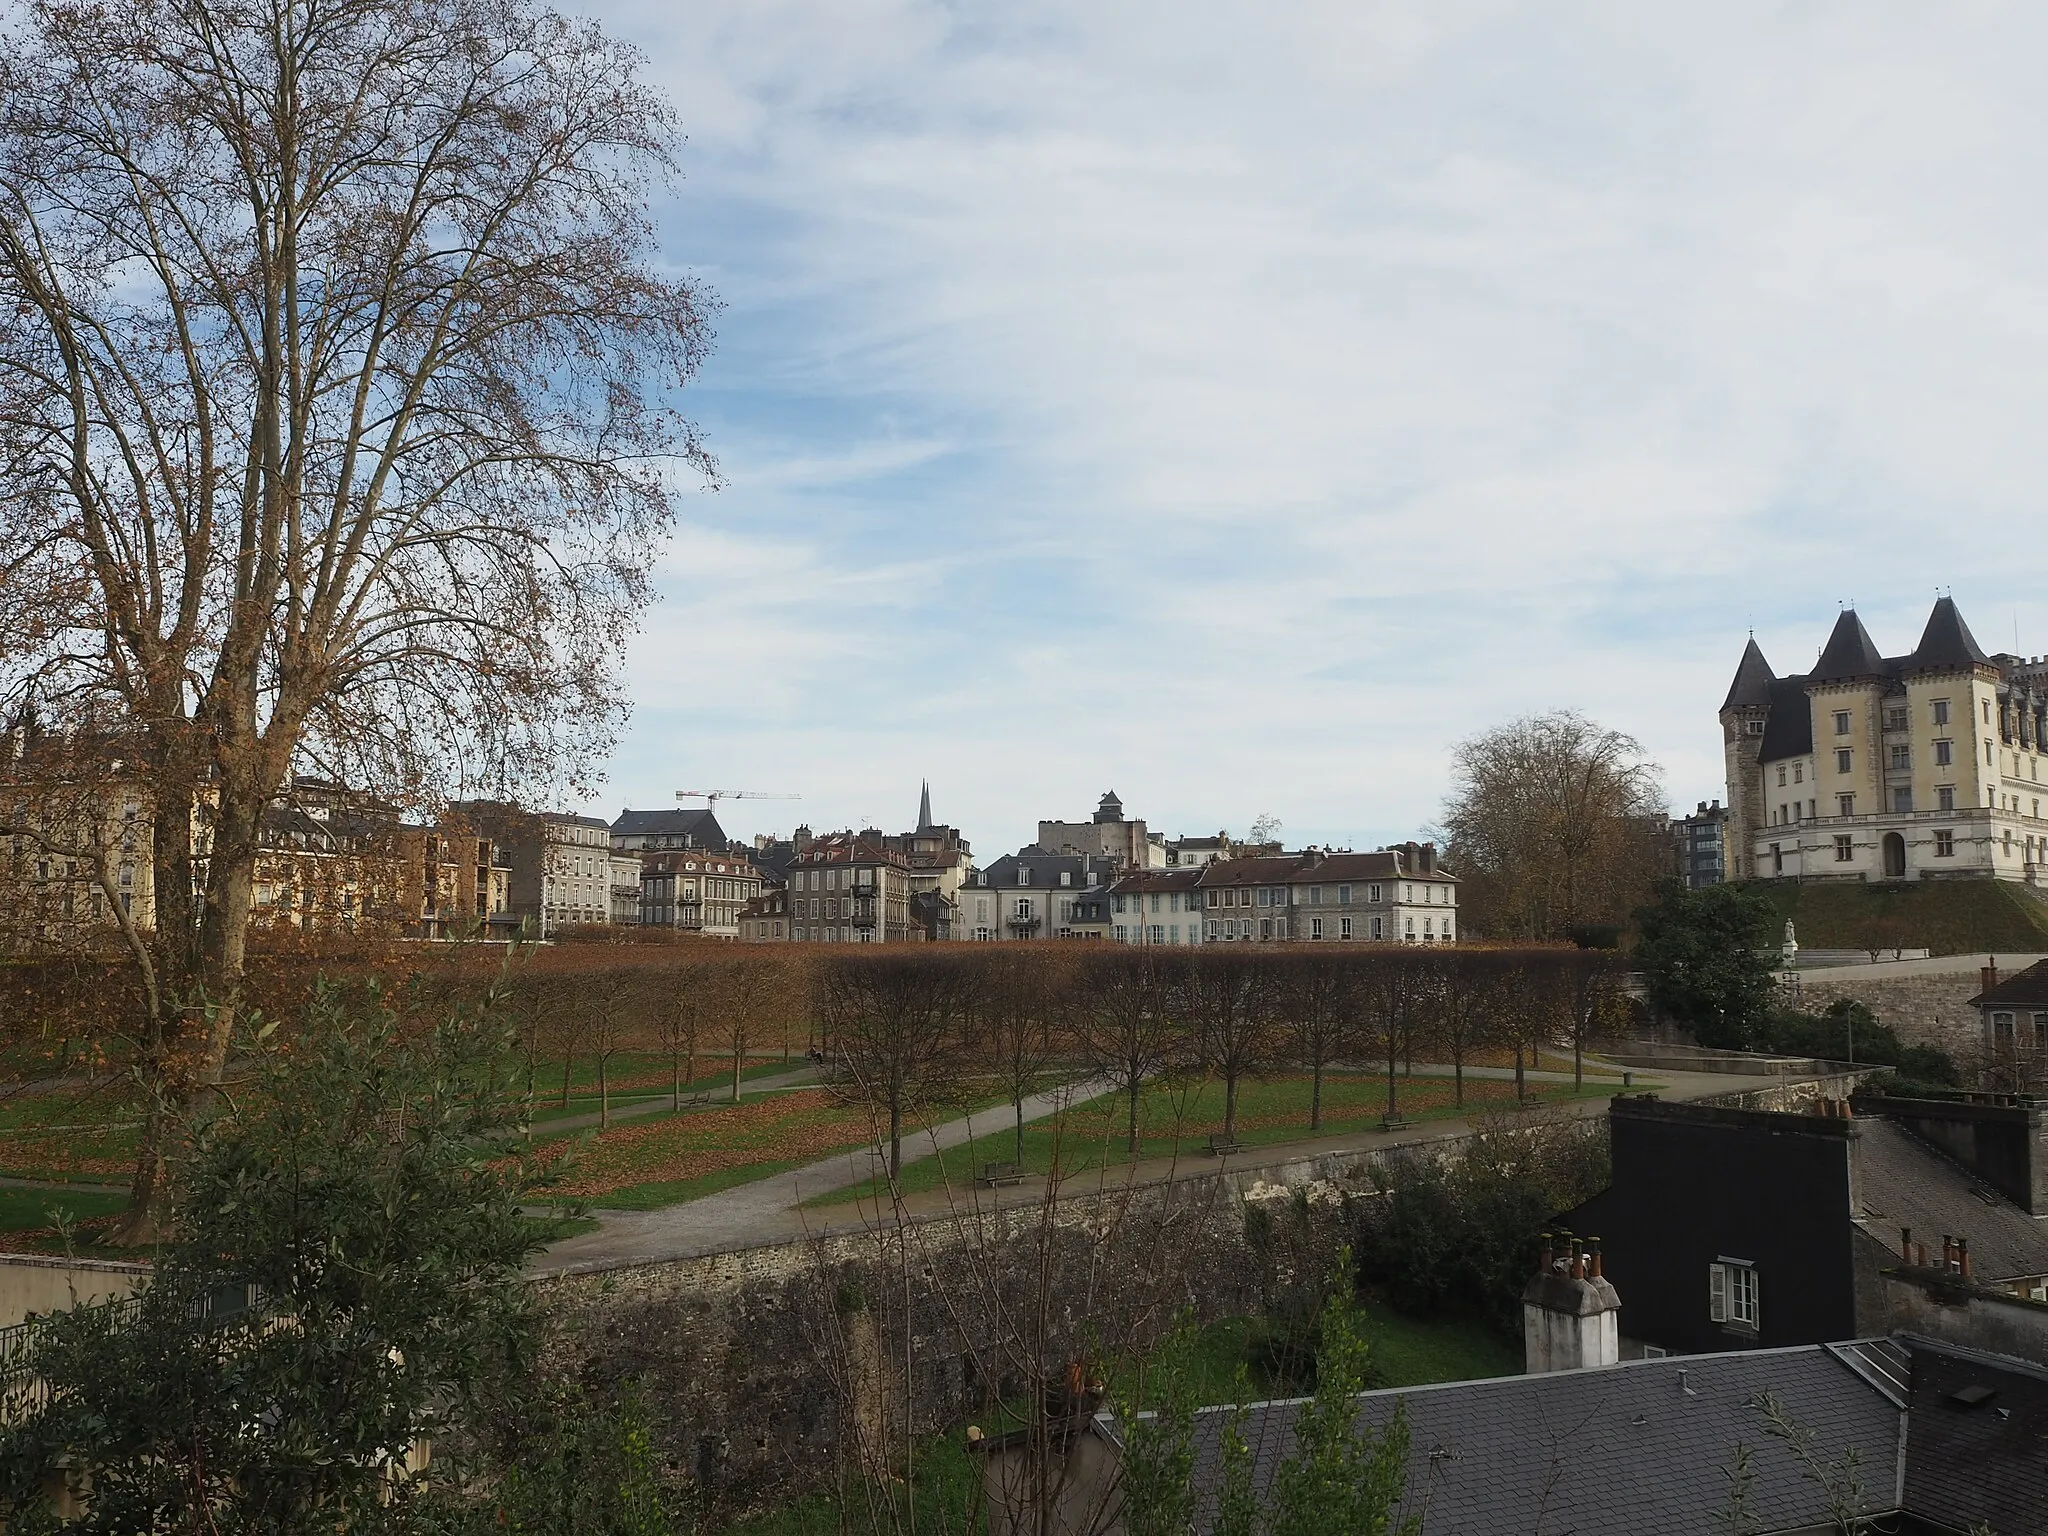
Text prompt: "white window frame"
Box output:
[[1710, 1260, 1759, 1329]]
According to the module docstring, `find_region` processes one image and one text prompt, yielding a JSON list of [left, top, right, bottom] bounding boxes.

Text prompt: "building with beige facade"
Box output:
[[1722, 599, 2048, 887], [1036, 791, 1166, 871]]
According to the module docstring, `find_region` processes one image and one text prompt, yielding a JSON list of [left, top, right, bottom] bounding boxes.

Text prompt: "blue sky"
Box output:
[[577, 1, 2048, 858]]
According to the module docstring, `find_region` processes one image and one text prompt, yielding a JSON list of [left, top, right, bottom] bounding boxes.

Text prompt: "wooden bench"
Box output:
[[979, 1161, 1025, 1189], [1206, 1133, 1243, 1157], [1378, 1115, 1412, 1133]]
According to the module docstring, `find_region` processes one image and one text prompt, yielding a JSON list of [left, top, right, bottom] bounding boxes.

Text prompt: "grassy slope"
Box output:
[[1750, 879, 2048, 955]]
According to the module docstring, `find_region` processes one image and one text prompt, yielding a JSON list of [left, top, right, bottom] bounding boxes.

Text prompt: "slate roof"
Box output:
[[967, 849, 1112, 890], [609, 807, 727, 847], [1968, 958, 2048, 1010], [1107, 868, 1205, 896], [1903, 1339, 2048, 1536], [1854, 1117, 2048, 1281], [1192, 851, 1456, 889], [1757, 674, 1817, 762], [1157, 1347, 1902, 1536], [1811, 609, 1890, 684], [1722, 636, 1778, 712], [1907, 596, 1992, 674]]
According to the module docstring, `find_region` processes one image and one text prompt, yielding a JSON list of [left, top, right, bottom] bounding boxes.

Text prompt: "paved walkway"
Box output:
[[531, 1064, 821, 1137], [532, 1062, 1797, 1276]]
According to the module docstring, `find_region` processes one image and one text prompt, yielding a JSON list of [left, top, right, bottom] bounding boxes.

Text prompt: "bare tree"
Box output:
[[1275, 951, 1358, 1134], [1177, 950, 1275, 1143], [0, 0, 716, 1237], [1428, 946, 1500, 1109], [580, 966, 647, 1130], [714, 954, 781, 1106], [1078, 948, 1181, 1154], [653, 958, 713, 1112], [822, 953, 967, 1176], [1439, 711, 1666, 943], [1561, 947, 1626, 1090], [971, 947, 1068, 1166]]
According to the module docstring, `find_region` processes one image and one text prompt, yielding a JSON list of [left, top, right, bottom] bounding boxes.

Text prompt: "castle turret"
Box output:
[[1720, 637, 1776, 880]]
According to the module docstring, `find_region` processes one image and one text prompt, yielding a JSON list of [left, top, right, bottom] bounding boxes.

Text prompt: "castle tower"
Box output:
[[1806, 609, 1892, 839], [1720, 636, 1776, 881]]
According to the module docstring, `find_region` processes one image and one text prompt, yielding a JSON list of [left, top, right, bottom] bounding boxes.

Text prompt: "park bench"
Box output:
[[1206, 1132, 1242, 1157], [979, 1161, 1025, 1189], [1378, 1115, 1412, 1133]]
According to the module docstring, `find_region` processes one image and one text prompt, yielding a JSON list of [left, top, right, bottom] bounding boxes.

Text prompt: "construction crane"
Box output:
[[675, 789, 802, 806]]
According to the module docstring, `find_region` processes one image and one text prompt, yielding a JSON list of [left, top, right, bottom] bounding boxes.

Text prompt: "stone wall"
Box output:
[[1876, 1270, 2048, 1366], [1791, 972, 1986, 1057]]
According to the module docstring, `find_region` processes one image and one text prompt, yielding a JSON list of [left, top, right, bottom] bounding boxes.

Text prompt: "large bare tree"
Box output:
[[0, 0, 715, 1235], [1439, 710, 1667, 943]]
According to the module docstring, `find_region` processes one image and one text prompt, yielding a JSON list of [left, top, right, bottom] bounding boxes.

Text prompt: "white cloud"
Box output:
[[578, 0, 2048, 856]]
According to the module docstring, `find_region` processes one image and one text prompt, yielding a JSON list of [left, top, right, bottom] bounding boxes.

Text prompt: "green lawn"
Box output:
[[807, 1071, 1618, 1209], [0, 1186, 129, 1233]]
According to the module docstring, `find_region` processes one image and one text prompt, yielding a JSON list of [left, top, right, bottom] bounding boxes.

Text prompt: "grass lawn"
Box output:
[[1752, 878, 2048, 956], [0, 1185, 133, 1255], [807, 1071, 1619, 1209]]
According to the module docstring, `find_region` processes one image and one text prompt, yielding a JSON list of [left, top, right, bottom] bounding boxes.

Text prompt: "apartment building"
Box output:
[[1106, 867, 1206, 945], [958, 849, 1119, 941], [638, 848, 763, 937], [1185, 842, 1458, 943], [785, 831, 916, 943], [737, 888, 790, 943]]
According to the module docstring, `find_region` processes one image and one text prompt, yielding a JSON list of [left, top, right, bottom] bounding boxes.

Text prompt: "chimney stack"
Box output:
[[1523, 1232, 1621, 1375], [1983, 958, 2000, 995]]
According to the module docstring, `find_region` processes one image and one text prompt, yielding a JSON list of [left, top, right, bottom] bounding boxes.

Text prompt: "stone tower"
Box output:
[[1720, 636, 1776, 882]]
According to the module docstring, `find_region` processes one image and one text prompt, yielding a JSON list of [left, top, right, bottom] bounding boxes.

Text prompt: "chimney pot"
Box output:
[[1901, 1226, 1913, 1262], [1589, 1238, 1605, 1279], [1959, 1237, 1973, 1281]]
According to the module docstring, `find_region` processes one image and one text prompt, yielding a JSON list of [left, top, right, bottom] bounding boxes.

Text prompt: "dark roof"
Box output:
[[1811, 609, 1889, 684], [1163, 1347, 1900, 1535], [969, 849, 1112, 889], [1907, 597, 1991, 674], [1107, 868, 1205, 895], [1193, 851, 1454, 888], [1902, 1339, 2048, 1535], [1722, 636, 1778, 712], [1854, 1117, 2048, 1281], [1968, 957, 2048, 1009], [1757, 674, 1816, 762], [609, 807, 726, 846]]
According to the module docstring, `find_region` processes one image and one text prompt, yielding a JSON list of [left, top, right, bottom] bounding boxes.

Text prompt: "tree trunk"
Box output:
[[1515, 1043, 1526, 1100], [1223, 1072, 1238, 1140], [1453, 1045, 1464, 1108], [731, 1047, 744, 1105], [672, 1051, 683, 1112], [1386, 1038, 1398, 1119], [1015, 1097, 1026, 1165], [889, 1100, 903, 1177], [598, 1053, 610, 1129], [1310, 1057, 1324, 1133], [1127, 1079, 1142, 1154], [560, 1042, 574, 1110]]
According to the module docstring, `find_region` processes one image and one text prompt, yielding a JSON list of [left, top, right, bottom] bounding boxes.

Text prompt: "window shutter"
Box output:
[[1709, 1263, 1728, 1323]]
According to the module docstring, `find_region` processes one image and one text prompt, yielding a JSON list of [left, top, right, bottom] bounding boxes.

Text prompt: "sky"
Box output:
[[574, 1, 2048, 858]]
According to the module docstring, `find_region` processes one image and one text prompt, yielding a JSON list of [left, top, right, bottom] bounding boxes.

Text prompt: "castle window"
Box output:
[[1934, 699, 1951, 726], [1934, 739, 1953, 766], [1885, 708, 1908, 731], [1838, 794, 1855, 816], [1986, 698, 1994, 724], [1834, 835, 1853, 861], [1894, 788, 1914, 813], [1938, 787, 1956, 812], [1836, 749, 1853, 774], [1746, 719, 1764, 736], [1777, 765, 1788, 787], [1833, 711, 1852, 735], [1890, 745, 1911, 770], [1935, 829, 1956, 858]]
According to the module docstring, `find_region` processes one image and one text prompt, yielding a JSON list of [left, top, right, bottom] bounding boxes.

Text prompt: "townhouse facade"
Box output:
[[1723, 598, 2048, 885], [737, 888, 790, 943], [957, 848, 1119, 941], [637, 848, 763, 937], [1108, 842, 1458, 945], [784, 831, 918, 943]]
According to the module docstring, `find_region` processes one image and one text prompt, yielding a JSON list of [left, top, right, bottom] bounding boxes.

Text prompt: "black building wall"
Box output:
[[1567, 1099, 1859, 1355]]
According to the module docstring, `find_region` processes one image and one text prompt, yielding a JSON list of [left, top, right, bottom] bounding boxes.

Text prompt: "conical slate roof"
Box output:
[[917, 780, 935, 833], [1810, 610, 1887, 684], [1721, 637, 1776, 712], [1907, 597, 1989, 673]]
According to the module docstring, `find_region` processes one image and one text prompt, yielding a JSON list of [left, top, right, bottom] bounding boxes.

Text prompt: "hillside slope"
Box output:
[[1748, 879, 2048, 957]]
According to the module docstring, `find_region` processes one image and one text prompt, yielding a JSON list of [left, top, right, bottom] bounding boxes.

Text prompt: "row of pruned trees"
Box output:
[[816, 945, 1630, 1174]]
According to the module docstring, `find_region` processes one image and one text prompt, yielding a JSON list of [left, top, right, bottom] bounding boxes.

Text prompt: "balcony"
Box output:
[[1006, 913, 1042, 934], [850, 903, 877, 928]]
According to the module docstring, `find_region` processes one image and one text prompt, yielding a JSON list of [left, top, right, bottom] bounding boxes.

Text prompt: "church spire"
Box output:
[[917, 780, 935, 833]]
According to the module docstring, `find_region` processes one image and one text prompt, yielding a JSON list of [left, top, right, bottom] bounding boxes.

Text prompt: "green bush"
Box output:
[[1762, 1000, 1960, 1085]]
